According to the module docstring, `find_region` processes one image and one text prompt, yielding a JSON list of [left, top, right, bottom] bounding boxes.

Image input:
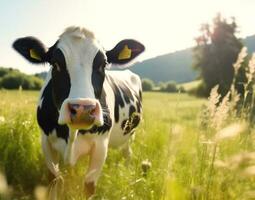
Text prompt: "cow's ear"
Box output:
[[13, 37, 48, 64], [106, 39, 145, 65]]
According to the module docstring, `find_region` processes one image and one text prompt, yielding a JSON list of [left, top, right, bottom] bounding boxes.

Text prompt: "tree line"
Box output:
[[0, 67, 43, 90], [142, 78, 185, 93]]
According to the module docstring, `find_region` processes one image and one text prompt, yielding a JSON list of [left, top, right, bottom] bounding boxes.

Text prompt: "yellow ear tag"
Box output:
[[118, 45, 132, 60], [29, 49, 41, 61]]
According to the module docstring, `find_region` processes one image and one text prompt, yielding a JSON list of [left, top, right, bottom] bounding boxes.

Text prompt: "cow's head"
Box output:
[[13, 27, 144, 130]]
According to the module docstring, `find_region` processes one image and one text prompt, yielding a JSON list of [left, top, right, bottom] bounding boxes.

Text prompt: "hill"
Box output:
[[243, 35, 255, 53], [130, 48, 196, 83], [130, 34, 255, 83]]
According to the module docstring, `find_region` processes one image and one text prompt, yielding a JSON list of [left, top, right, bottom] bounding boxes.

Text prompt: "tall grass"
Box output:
[[164, 48, 255, 200], [0, 91, 47, 199]]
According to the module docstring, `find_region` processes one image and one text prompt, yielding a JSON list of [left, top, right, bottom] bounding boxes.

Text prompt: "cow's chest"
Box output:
[[48, 130, 104, 163]]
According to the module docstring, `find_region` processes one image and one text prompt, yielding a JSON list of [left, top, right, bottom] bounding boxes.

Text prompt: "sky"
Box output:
[[0, 0, 254, 74]]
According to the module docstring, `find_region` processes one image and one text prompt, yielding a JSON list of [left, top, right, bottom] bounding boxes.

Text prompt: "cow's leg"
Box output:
[[84, 138, 108, 198], [41, 134, 60, 178], [64, 129, 78, 165], [41, 134, 63, 200]]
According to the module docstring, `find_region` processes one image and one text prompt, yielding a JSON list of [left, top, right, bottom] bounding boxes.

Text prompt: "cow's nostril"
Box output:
[[69, 104, 80, 115], [70, 107, 77, 115], [90, 108, 96, 115]]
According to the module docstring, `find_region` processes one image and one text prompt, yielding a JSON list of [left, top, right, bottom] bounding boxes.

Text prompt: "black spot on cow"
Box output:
[[117, 80, 134, 104], [107, 76, 125, 123], [121, 104, 141, 135], [121, 114, 141, 135], [97, 88, 112, 134], [121, 120, 127, 130], [78, 112, 112, 135], [136, 101, 141, 113], [139, 90, 142, 101], [92, 51, 107, 99], [50, 48, 71, 110], [55, 125, 69, 142], [37, 80, 69, 142], [129, 105, 136, 116], [132, 91, 142, 114], [130, 114, 141, 130], [107, 75, 137, 123]]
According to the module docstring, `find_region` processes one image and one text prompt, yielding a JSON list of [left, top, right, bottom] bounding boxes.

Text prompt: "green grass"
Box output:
[[0, 90, 47, 198], [0, 90, 254, 200]]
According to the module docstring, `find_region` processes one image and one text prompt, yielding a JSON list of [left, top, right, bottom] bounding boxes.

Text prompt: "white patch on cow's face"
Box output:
[[58, 33, 100, 99], [57, 29, 104, 126]]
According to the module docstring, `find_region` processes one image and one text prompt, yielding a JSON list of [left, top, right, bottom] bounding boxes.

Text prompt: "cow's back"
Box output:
[[105, 70, 142, 147]]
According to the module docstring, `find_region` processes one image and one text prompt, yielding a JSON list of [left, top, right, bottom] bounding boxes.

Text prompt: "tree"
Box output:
[[160, 81, 178, 93], [0, 68, 10, 77], [0, 73, 25, 89], [0, 70, 43, 90], [142, 79, 154, 91], [192, 14, 243, 97]]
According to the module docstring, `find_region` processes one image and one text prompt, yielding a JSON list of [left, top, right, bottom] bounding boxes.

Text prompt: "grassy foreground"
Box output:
[[0, 90, 254, 199]]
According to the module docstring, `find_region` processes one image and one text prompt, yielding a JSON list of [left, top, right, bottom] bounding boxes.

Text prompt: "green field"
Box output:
[[0, 90, 254, 200]]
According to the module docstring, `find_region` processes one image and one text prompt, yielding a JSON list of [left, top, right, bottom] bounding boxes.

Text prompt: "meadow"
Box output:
[[0, 90, 254, 200]]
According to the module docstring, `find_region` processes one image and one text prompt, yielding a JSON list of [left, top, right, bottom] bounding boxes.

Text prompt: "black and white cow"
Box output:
[[13, 26, 144, 197]]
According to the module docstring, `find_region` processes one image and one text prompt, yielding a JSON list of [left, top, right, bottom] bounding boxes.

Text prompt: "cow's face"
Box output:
[[13, 27, 144, 130]]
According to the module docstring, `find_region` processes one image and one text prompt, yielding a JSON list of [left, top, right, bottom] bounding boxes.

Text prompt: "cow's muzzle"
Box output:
[[58, 98, 103, 129]]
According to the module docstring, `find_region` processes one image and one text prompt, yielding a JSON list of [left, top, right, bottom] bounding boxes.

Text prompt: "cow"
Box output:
[[13, 26, 144, 198]]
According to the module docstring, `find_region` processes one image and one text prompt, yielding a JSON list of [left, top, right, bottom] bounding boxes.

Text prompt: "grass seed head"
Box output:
[[208, 85, 221, 119], [225, 152, 255, 171], [214, 160, 229, 169], [215, 123, 247, 142], [233, 47, 248, 75], [241, 165, 255, 177], [247, 53, 255, 83], [213, 92, 230, 130]]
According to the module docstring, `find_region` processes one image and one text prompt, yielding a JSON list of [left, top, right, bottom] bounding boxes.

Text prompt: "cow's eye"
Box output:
[[53, 62, 61, 71]]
